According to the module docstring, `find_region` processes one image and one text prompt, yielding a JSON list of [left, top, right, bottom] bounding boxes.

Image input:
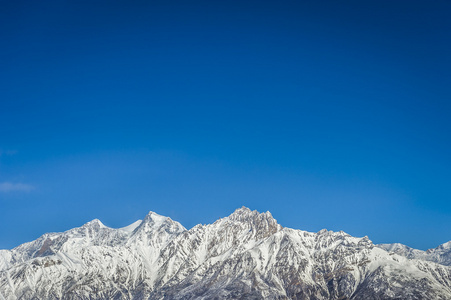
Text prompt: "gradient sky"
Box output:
[[1, 0, 450, 250]]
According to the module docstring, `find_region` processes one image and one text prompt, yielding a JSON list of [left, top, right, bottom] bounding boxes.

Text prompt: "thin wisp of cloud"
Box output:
[[0, 182, 34, 192]]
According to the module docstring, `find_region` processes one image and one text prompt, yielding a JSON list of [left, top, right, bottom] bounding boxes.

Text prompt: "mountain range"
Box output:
[[0, 207, 450, 299]]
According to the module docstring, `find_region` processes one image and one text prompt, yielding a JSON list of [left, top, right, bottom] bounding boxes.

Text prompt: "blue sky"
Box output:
[[0, 0, 450, 250]]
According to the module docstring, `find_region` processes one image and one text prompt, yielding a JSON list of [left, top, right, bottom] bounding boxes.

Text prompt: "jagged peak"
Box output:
[[223, 207, 282, 238], [234, 206, 252, 213], [143, 211, 166, 222], [427, 240, 451, 253], [437, 240, 451, 250], [82, 219, 107, 229], [227, 206, 276, 222], [228, 206, 255, 220], [137, 211, 186, 233]]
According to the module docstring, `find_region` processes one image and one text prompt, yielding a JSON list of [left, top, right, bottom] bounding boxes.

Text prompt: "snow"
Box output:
[[0, 207, 450, 299], [119, 220, 142, 233]]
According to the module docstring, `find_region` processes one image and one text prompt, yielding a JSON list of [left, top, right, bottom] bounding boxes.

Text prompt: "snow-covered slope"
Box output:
[[0, 207, 450, 299], [378, 240, 451, 266]]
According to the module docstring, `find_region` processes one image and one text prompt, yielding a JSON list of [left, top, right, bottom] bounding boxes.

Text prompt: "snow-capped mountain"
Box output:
[[378, 240, 451, 266], [0, 207, 450, 299]]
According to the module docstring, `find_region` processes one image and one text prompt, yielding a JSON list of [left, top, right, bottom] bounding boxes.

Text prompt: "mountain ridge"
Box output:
[[0, 207, 450, 299]]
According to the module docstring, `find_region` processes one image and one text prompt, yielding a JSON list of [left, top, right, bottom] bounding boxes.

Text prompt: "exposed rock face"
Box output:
[[0, 207, 450, 299]]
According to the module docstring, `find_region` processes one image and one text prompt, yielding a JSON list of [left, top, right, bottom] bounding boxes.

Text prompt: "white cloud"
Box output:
[[0, 182, 34, 192]]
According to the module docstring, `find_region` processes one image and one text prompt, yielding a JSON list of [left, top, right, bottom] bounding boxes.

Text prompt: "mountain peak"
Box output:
[[228, 206, 276, 222], [143, 211, 165, 222], [138, 211, 186, 234], [228, 206, 254, 219], [226, 207, 282, 239], [82, 219, 106, 229], [437, 241, 451, 250]]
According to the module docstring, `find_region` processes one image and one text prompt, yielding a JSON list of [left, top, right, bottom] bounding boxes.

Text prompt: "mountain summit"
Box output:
[[0, 207, 450, 299], [224, 206, 282, 239]]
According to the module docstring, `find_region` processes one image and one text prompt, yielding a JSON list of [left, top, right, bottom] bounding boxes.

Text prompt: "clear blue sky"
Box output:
[[0, 0, 450, 250]]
